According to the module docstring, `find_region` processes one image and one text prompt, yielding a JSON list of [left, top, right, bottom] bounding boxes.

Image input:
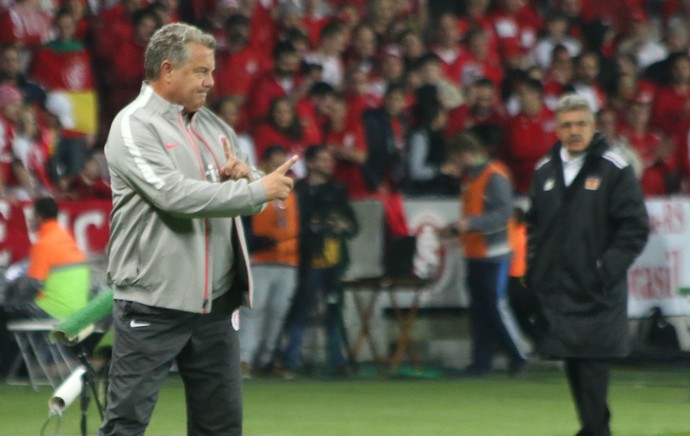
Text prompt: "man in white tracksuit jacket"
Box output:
[[100, 23, 296, 435]]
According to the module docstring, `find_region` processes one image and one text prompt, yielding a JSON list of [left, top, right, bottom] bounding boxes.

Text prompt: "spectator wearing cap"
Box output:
[[504, 78, 557, 194], [650, 54, 690, 138], [530, 11, 581, 70], [214, 13, 270, 103], [0, 45, 46, 107], [245, 41, 302, 129], [29, 9, 99, 144]]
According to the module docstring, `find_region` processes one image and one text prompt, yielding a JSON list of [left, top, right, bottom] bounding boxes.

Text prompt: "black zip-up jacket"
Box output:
[[526, 133, 649, 358]]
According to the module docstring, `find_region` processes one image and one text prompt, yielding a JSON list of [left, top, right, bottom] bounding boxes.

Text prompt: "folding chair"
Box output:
[[6, 318, 77, 390]]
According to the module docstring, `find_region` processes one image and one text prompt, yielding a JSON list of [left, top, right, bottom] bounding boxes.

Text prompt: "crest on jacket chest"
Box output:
[[585, 176, 601, 190]]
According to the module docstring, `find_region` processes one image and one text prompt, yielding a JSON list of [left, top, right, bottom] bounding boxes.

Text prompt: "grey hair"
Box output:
[[555, 93, 593, 118], [144, 23, 216, 80]]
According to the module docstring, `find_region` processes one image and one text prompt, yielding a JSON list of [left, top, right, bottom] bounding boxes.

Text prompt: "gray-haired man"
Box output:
[[526, 94, 649, 436], [100, 23, 297, 435]]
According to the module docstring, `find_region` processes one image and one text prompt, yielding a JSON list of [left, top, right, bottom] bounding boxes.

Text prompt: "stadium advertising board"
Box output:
[[628, 198, 690, 317], [2, 197, 690, 317], [0, 199, 110, 266]]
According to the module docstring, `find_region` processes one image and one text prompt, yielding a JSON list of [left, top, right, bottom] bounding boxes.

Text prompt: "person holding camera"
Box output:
[[283, 145, 359, 376]]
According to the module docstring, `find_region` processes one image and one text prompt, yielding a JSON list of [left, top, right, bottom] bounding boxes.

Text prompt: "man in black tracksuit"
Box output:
[[526, 94, 649, 436]]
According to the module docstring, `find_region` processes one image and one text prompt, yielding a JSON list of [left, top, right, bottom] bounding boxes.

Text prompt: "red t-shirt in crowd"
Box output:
[[214, 46, 271, 100], [618, 127, 665, 169], [245, 72, 299, 129], [458, 54, 504, 89], [252, 122, 304, 162], [489, 6, 541, 63], [324, 118, 369, 198], [431, 45, 468, 86], [504, 106, 557, 194], [651, 85, 690, 138], [457, 16, 500, 60]]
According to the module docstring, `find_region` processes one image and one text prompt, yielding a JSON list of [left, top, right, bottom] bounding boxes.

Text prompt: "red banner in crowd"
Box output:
[[0, 199, 111, 267]]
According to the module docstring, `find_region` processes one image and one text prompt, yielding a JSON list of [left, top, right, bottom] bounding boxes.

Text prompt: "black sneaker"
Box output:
[[508, 358, 528, 379]]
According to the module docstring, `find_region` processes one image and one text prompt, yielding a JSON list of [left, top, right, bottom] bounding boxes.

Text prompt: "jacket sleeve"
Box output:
[[407, 130, 439, 181], [337, 185, 359, 239], [106, 115, 268, 219], [466, 172, 513, 234], [598, 166, 650, 288]]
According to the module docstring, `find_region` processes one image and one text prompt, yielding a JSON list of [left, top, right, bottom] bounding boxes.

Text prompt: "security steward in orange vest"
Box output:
[[440, 131, 527, 377]]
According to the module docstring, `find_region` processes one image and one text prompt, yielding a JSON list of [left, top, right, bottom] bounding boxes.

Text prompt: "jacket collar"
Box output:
[[139, 82, 186, 119], [550, 131, 609, 163]]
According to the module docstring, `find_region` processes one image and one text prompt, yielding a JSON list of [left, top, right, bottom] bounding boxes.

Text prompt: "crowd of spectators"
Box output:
[[1, 0, 690, 203]]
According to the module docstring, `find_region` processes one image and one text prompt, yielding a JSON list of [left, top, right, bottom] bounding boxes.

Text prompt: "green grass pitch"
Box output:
[[2, 365, 689, 435]]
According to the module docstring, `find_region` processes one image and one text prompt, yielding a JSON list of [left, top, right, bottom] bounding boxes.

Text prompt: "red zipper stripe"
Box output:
[[178, 114, 211, 313]]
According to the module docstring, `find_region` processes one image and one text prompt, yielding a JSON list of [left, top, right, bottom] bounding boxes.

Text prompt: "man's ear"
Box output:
[[160, 60, 174, 83]]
